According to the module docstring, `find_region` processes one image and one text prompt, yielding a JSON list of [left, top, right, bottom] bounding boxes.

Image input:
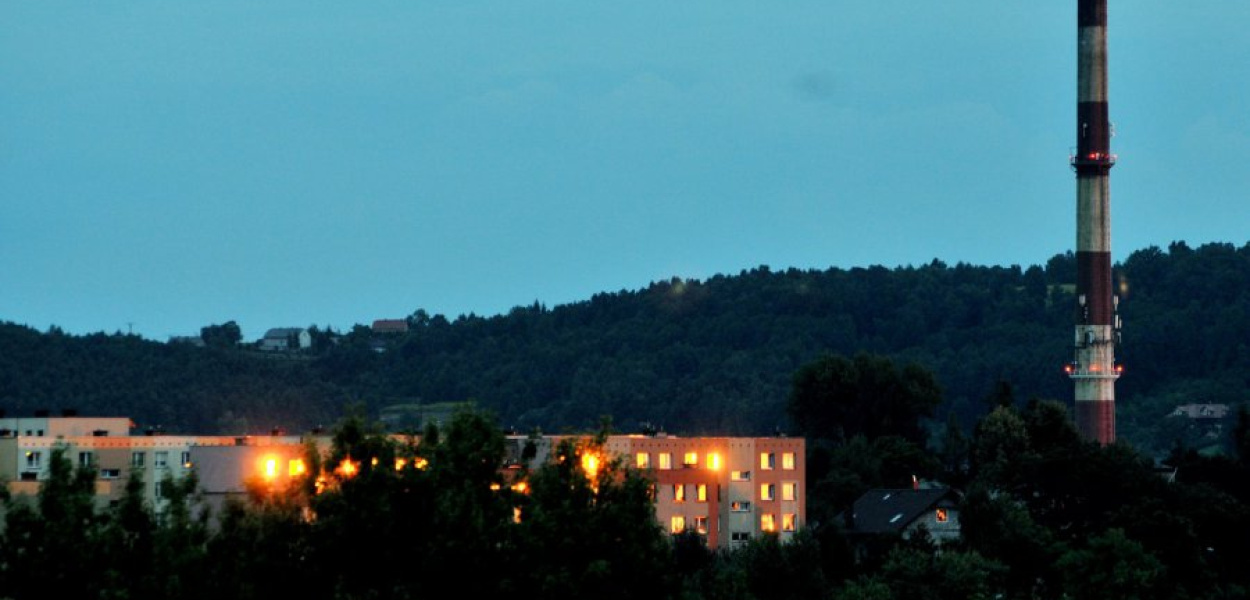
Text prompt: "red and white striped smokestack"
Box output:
[[1070, 0, 1120, 445]]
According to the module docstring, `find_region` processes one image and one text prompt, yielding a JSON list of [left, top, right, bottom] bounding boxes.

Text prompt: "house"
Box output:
[[260, 328, 311, 352], [371, 319, 409, 335], [1170, 404, 1230, 421], [849, 487, 961, 544]]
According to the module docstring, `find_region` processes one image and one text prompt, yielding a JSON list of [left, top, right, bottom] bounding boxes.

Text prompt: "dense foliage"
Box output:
[[2, 241, 1247, 456], [4, 397, 1250, 600]]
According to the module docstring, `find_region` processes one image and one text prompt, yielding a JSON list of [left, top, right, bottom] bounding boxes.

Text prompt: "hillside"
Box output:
[[2, 241, 1247, 455]]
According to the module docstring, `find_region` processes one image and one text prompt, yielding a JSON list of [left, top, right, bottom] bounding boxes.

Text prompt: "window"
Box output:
[[782, 482, 798, 502], [155, 481, 166, 499], [760, 514, 777, 533], [683, 452, 698, 468], [936, 508, 949, 523], [760, 483, 776, 501], [658, 453, 672, 470], [100, 469, 121, 479], [706, 452, 722, 470], [635, 452, 650, 469], [131, 452, 145, 468], [154, 451, 169, 469], [782, 452, 796, 470], [25, 451, 42, 469], [694, 516, 709, 535], [731, 470, 752, 482], [673, 484, 686, 503], [783, 513, 797, 532], [671, 516, 686, 534], [181, 451, 192, 468], [696, 484, 708, 503], [730, 501, 752, 512], [760, 452, 775, 470], [289, 459, 307, 476], [731, 532, 750, 542], [78, 452, 94, 468]]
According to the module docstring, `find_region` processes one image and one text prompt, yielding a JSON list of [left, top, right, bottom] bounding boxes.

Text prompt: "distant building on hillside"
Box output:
[[371, 319, 409, 335], [260, 328, 311, 352], [167, 335, 207, 347], [1170, 404, 1230, 421]]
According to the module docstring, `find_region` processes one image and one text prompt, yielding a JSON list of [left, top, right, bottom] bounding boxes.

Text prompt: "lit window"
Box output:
[[694, 516, 709, 535], [760, 484, 775, 501], [674, 484, 686, 502], [697, 484, 708, 502], [731, 470, 752, 482], [683, 452, 699, 468], [658, 453, 672, 470], [180, 451, 192, 468], [636, 452, 650, 469], [731, 501, 752, 512], [782, 452, 795, 470], [936, 508, 949, 523], [761, 514, 776, 532], [25, 451, 42, 469], [154, 451, 169, 469], [264, 458, 278, 480], [706, 452, 722, 470], [782, 482, 798, 502], [671, 516, 686, 534], [131, 452, 145, 468], [782, 513, 797, 532], [289, 459, 307, 476], [78, 452, 94, 468], [760, 453, 775, 470]]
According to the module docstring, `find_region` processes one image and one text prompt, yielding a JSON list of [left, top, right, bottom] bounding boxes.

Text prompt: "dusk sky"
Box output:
[[3, 2, 1247, 341]]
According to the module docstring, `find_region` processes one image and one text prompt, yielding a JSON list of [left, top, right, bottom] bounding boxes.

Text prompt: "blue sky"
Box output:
[[3, 2, 1247, 340]]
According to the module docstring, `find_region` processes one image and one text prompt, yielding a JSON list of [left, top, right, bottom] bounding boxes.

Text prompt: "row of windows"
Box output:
[[635, 451, 797, 471], [23, 451, 193, 471], [669, 482, 799, 504], [671, 514, 797, 535]]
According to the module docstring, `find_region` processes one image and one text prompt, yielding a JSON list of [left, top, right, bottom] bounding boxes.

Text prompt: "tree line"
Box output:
[[4, 353, 1250, 599], [2, 241, 1247, 455]]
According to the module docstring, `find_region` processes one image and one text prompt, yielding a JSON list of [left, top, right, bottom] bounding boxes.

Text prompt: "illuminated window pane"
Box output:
[[761, 514, 776, 532], [658, 453, 672, 470], [936, 508, 948, 523], [782, 452, 795, 470], [731, 501, 752, 512], [731, 470, 751, 482], [782, 482, 798, 502], [697, 484, 708, 502], [674, 484, 686, 502], [706, 452, 722, 470], [671, 516, 686, 534], [782, 513, 797, 531], [683, 452, 698, 468], [636, 452, 650, 469], [694, 516, 709, 535], [760, 453, 775, 470], [289, 459, 307, 476], [760, 484, 775, 501]]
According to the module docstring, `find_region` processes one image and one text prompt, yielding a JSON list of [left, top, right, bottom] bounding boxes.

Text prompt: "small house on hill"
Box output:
[[850, 487, 961, 544], [371, 319, 409, 335], [260, 328, 311, 352]]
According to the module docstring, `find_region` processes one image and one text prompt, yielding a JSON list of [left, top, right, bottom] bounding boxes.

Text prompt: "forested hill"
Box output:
[[2, 241, 1247, 454]]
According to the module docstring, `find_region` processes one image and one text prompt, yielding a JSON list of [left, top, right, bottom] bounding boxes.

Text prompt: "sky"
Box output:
[[3, 2, 1248, 341]]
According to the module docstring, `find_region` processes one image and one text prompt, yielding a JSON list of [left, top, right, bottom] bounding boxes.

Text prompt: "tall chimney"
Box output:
[[1069, 0, 1120, 445]]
